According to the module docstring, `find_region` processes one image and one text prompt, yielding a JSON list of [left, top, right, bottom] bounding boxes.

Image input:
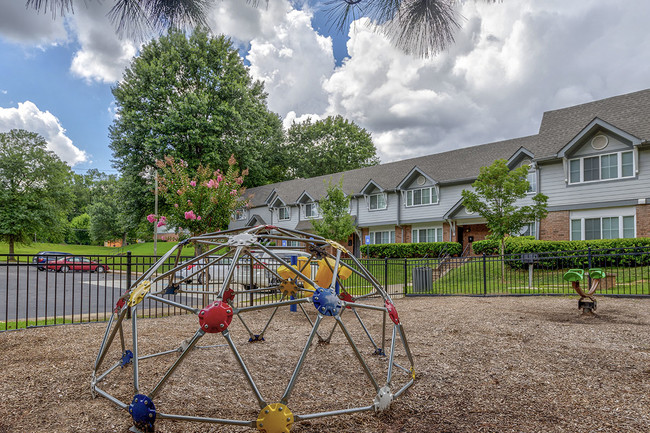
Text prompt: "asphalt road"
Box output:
[[0, 264, 263, 324]]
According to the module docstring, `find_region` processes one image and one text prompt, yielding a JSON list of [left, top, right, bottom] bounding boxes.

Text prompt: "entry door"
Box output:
[[457, 226, 464, 249]]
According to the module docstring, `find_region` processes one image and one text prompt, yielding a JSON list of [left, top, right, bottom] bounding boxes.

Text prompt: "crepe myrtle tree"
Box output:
[[147, 155, 249, 255], [461, 159, 548, 282]]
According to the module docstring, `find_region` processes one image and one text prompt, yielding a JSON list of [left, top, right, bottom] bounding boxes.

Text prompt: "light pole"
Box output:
[[153, 170, 158, 257]]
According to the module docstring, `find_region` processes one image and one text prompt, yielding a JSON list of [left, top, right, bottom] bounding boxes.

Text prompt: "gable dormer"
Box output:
[[360, 180, 388, 211], [297, 191, 319, 219], [558, 118, 640, 184], [397, 167, 439, 207], [269, 196, 290, 222], [507, 147, 537, 194], [265, 189, 278, 206]]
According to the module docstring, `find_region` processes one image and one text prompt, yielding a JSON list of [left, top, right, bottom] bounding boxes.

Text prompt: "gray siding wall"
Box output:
[[357, 193, 398, 227], [540, 149, 650, 208], [401, 183, 465, 222], [273, 205, 300, 229]]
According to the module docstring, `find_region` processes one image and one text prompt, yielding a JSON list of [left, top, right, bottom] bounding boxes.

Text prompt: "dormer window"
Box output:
[[233, 209, 247, 221], [569, 151, 634, 184], [368, 193, 387, 210], [405, 187, 438, 207], [277, 207, 290, 221], [303, 202, 319, 219]]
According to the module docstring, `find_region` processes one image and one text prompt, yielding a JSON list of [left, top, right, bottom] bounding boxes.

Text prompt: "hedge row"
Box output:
[[363, 242, 461, 258], [472, 237, 650, 269]]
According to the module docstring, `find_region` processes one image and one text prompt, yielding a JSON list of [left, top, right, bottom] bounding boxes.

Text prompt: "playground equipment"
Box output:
[[90, 226, 415, 433], [563, 268, 606, 314]]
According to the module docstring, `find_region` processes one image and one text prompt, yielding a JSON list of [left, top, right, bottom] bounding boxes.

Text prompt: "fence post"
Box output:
[[483, 253, 487, 296], [404, 258, 409, 296], [384, 257, 389, 290], [126, 251, 132, 319]]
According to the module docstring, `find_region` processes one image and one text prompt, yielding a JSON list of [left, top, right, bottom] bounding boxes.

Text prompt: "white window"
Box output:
[[405, 187, 438, 207], [369, 230, 395, 244], [568, 151, 634, 184], [277, 207, 290, 221], [233, 209, 247, 221], [368, 193, 387, 210], [516, 222, 536, 237], [570, 215, 635, 240], [412, 227, 443, 243], [303, 202, 319, 219], [526, 170, 537, 193]]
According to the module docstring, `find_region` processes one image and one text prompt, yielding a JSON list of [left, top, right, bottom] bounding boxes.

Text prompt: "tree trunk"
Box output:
[[500, 238, 506, 284], [122, 232, 127, 247], [8, 235, 16, 262]]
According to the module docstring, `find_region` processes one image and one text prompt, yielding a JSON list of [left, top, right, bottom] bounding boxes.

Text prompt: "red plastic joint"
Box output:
[[199, 301, 234, 333], [339, 292, 355, 309], [264, 225, 278, 230], [385, 301, 400, 325], [114, 298, 126, 313]]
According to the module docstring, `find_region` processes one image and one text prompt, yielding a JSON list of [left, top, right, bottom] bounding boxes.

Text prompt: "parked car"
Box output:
[[33, 251, 73, 271], [176, 250, 315, 288], [46, 256, 109, 273]]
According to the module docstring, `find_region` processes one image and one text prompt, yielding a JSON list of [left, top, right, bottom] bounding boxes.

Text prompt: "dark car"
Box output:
[[33, 251, 73, 271], [46, 256, 109, 273]]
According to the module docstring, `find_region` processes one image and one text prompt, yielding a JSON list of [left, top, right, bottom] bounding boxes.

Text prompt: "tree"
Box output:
[[26, 0, 495, 58], [0, 129, 73, 258], [67, 213, 92, 245], [87, 175, 134, 245], [311, 179, 357, 242], [109, 28, 284, 229], [148, 155, 249, 253], [461, 159, 548, 281], [285, 116, 379, 180]]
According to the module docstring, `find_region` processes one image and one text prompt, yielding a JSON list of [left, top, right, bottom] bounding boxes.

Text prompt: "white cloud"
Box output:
[[0, 0, 68, 45], [208, 0, 334, 117], [0, 101, 88, 165], [68, 2, 138, 83], [318, 0, 650, 162]]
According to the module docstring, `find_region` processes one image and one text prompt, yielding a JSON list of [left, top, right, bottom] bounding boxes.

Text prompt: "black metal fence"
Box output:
[[2, 246, 649, 331]]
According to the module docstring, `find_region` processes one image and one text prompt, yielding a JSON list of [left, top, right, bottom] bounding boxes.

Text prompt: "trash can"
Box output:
[[412, 266, 433, 293]]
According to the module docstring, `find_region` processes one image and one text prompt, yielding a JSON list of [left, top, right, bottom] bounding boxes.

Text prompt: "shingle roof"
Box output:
[[245, 89, 650, 207]]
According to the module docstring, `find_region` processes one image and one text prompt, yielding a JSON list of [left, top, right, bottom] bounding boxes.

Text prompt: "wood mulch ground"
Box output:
[[1, 296, 649, 433]]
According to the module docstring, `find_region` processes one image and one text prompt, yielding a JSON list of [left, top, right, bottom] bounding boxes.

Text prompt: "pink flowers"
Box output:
[[174, 203, 179, 208], [190, 181, 196, 187], [177, 189, 182, 195], [146, 214, 157, 223], [205, 179, 219, 189], [157, 216, 167, 227], [216, 174, 223, 182], [230, 189, 238, 196], [184, 210, 197, 220], [236, 177, 243, 185]]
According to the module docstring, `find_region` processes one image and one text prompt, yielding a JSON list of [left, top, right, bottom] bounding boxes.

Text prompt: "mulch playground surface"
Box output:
[[1, 296, 649, 432]]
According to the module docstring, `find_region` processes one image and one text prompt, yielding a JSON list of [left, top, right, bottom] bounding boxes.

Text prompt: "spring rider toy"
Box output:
[[563, 268, 606, 314]]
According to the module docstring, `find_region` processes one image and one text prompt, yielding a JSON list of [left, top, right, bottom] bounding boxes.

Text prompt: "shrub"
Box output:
[[473, 237, 650, 269], [363, 242, 461, 258]]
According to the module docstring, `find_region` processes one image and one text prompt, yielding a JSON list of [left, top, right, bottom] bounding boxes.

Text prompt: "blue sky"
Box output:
[[2, 0, 650, 175]]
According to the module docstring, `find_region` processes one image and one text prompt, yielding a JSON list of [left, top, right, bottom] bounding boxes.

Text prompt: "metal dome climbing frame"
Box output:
[[91, 225, 415, 433]]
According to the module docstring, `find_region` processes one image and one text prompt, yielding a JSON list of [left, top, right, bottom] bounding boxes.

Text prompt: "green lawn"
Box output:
[[0, 241, 194, 259], [1, 317, 73, 331]]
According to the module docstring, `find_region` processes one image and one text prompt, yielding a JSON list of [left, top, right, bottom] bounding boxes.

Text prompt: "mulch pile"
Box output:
[[1, 296, 649, 432]]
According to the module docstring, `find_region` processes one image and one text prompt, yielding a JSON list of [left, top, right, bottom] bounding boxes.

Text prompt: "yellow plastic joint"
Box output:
[[128, 280, 151, 307], [256, 403, 294, 433], [326, 239, 347, 253]]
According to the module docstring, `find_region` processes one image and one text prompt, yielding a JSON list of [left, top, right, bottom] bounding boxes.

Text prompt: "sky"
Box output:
[[2, 0, 650, 175]]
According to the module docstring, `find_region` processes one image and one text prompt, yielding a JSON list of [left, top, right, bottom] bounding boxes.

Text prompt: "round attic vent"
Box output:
[[591, 135, 608, 150], [416, 175, 426, 185], [520, 158, 532, 168]]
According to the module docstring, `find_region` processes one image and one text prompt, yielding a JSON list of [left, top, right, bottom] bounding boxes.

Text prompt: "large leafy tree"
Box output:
[[461, 159, 548, 280], [110, 28, 283, 227], [0, 129, 73, 258], [26, 0, 494, 58], [87, 175, 135, 245], [311, 179, 357, 242], [285, 115, 379, 179]]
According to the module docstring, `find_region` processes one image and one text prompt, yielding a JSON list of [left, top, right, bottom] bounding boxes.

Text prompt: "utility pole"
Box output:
[[153, 170, 158, 257]]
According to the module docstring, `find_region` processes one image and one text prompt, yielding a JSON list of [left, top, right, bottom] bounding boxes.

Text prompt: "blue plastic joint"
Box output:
[[374, 348, 386, 356], [249, 335, 265, 343], [120, 350, 133, 368], [129, 394, 156, 432], [164, 283, 180, 295], [312, 287, 343, 317]]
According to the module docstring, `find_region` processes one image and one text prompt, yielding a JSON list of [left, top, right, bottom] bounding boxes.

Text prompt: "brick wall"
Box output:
[[443, 223, 451, 242], [539, 211, 570, 240], [637, 204, 650, 237], [396, 225, 412, 243]]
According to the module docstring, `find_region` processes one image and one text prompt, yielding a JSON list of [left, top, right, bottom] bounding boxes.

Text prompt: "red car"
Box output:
[[47, 257, 109, 273]]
